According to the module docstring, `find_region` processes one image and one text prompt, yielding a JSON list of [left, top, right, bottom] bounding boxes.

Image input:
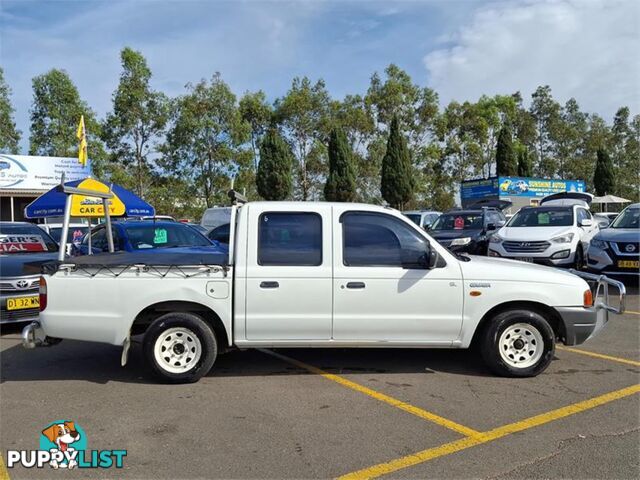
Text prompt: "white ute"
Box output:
[[23, 192, 626, 383]]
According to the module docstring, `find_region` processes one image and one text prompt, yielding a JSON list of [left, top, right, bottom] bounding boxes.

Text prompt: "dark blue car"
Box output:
[[74, 221, 227, 255]]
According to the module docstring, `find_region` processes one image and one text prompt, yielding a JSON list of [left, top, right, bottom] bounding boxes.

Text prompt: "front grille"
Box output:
[[0, 307, 39, 323], [503, 240, 550, 253], [615, 242, 639, 254], [0, 278, 40, 293]]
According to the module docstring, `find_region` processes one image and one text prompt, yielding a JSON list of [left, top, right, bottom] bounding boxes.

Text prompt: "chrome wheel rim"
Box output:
[[498, 323, 544, 369], [154, 327, 202, 374]]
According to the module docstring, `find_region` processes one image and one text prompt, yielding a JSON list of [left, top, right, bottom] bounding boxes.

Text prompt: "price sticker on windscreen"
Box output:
[[0, 234, 47, 253], [454, 216, 464, 229], [154, 228, 168, 244]]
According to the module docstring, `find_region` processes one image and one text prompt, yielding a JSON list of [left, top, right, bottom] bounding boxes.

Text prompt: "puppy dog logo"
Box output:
[[40, 421, 84, 469]]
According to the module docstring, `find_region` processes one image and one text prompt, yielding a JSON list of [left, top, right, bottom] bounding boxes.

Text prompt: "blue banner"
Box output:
[[498, 176, 585, 197]]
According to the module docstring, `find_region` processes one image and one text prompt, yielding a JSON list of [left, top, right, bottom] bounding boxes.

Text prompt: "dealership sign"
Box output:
[[462, 176, 585, 201], [0, 154, 91, 190]]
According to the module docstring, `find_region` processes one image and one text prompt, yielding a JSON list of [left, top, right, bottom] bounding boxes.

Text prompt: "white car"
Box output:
[[488, 192, 599, 268], [23, 193, 625, 383], [403, 210, 441, 229]]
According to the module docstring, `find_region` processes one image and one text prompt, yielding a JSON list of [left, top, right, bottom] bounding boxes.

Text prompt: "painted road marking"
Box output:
[[0, 454, 9, 480], [338, 384, 640, 479], [558, 346, 640, 367], [626, 310, 640, 316], [261, 349, 482, 438]]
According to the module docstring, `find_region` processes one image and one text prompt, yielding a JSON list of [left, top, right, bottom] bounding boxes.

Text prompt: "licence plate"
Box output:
[[618, 260, 639, 269], [7, 296, 39, 311], [519, 257, 534, 263]]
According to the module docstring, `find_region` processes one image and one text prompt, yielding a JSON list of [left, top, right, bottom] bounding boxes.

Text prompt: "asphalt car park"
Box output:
[[1, 285, 639, 479]]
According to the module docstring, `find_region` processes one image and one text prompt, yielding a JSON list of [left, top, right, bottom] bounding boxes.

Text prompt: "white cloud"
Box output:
[[424, 0, 640, 118]]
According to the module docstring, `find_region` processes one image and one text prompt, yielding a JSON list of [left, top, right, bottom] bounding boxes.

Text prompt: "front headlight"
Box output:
[[450, 237, 472, 246], [489, 234, 503, 244], [591, 239, 608, 249], [551, 233, 575, 243]]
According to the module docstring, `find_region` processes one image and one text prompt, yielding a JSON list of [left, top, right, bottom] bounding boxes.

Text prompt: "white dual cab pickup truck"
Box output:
[[23, 194, 626, 383]]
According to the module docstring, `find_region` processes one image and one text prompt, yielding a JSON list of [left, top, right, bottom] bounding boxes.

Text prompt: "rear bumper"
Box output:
[[557, 271, 626, 346]]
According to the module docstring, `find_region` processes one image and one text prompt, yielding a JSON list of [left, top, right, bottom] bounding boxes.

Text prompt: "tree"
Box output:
[[274, 77, 331, 200], [0, 68, 21, 153], [530, 85, 561, 176], [256, 128, 293, 200], [593, 148, 615, 197], [324, 127, 356, 201], [29, 69, 105, 169], [104, 47, 169, 198], [163, 74, 250, 208], [517, 147, 532, 177], [381, 116, 413, 209], [239, 90, 273, 171], [495, 123, 517, 176]]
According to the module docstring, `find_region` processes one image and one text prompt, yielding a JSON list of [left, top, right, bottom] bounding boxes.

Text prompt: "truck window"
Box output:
[[258, 212, 322, 266], [342, 212, 428, 268]]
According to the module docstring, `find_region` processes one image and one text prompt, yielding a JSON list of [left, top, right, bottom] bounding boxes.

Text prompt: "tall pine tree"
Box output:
[[593, 148, 615, 196], [381, 116, 413, 209], [324, 126, 356, 201], [517, 147, 532, 177], [495, 123, 517, 176], [256, 128, 294, 200]]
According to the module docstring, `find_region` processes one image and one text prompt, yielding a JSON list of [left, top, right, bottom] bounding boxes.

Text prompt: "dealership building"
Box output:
[[461, 176, 587, 214], [0, 154, 91, 222]]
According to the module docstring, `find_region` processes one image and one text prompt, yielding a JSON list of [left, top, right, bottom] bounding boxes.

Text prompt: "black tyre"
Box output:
[[480, 309, 555, 377], [573, 246, 584, 270], [143, 312, 217, 384]]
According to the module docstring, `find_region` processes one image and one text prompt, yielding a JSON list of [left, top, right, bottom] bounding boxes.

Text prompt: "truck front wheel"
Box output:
[[143, 312, 217, 384], [480, 309, 555, 377]]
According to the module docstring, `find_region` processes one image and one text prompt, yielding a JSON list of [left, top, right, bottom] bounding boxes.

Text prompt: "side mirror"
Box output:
[[486, 223, 497, 231], [580, 219, 593, 227], [427, 248, 441, 268]]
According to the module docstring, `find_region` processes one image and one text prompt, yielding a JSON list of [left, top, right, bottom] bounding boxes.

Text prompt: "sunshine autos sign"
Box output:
[[0, 154, 91, 190], [461, 176, 585, 202]]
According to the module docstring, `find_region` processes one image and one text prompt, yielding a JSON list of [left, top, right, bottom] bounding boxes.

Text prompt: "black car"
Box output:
[[0, 222, 59, 324], [428, 204, 507, 255]]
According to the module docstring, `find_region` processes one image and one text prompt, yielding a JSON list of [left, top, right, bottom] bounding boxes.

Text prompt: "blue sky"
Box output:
[[1, 0, 638, 152]]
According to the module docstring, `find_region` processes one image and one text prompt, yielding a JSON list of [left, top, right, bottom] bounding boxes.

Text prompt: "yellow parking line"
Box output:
[[626, 310, 640, 316], [0, 454, 10, 480], [261, 349, 482, 438], [557, 346, 640, 367], [338, 384, 640, 480]]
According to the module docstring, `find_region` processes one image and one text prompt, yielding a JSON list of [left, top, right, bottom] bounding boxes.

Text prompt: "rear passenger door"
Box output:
[[244, 205, 333, 341]]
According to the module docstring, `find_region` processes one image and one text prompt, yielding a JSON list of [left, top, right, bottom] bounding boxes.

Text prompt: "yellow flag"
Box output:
[[76, 115, 88, 167]]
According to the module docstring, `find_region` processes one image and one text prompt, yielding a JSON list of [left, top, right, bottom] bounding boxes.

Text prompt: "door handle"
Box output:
[[346, 282, 366, 289], [260, 281, 279, 289]]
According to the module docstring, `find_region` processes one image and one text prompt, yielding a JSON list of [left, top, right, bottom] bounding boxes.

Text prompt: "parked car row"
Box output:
[[403, 193, 639, 278]]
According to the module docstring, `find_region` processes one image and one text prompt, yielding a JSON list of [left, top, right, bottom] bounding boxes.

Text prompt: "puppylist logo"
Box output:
[[6, 420, 127, 470]]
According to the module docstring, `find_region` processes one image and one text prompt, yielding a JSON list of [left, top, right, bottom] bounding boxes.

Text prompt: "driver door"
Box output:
[[332, 209, 464, 344]]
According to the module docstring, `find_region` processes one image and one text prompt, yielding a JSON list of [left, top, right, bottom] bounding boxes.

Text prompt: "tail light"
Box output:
[[39, 276, 47, 312], [583, 288, 593, 307]]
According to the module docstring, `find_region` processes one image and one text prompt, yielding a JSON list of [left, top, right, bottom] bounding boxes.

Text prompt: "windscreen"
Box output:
[[49, 226, 89, 243], [0, 224, 58, 253], [610, 207, 639, 229], [508, 208, 573, 227], [404, 214, 421, 226], [123, 223, 212, 250], [431, 213, 483, 231]]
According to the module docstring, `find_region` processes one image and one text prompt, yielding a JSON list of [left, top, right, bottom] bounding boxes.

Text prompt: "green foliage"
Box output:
[[517, 146, 532, 177], [256, 128, 294, 200], [0, 68, 21, 153], [530, 85, 562, 177], [593, 148, 615, 196], [381, 116, 414, 209], [496, 123, 517, 176], [104, 47, 169, 197], [163, 73, 249, 207], [275, 77, 331, 200], [29, 69, 106, 174], [324, 127, 356, 202]]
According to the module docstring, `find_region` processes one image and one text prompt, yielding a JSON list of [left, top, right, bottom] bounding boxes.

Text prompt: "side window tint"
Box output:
[[258, 212, 322, 266], [342, 212, 429, 268]]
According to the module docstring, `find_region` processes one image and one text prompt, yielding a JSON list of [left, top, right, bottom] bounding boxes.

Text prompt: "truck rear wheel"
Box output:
[[480, 309, 555, 377], [143, 312, 217, 384]]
